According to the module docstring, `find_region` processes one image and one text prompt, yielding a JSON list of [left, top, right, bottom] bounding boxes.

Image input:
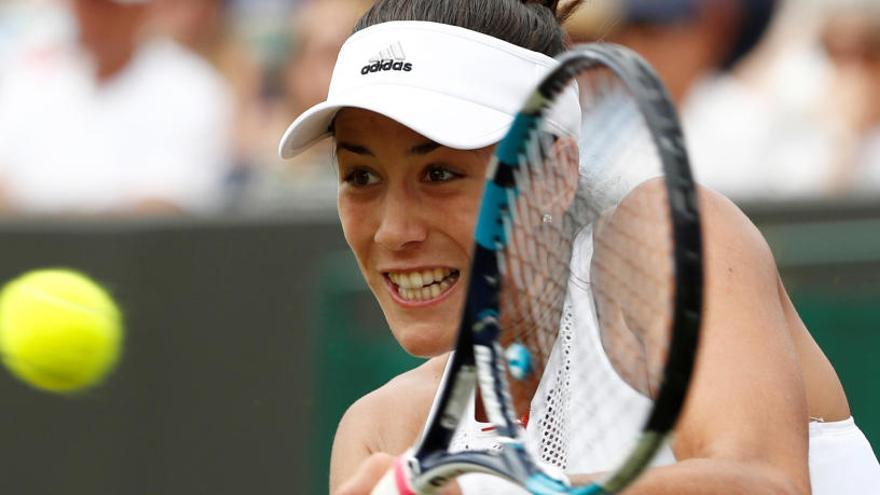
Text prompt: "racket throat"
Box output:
[[474, 343, 521, 437], [475, 392, 530, 431]]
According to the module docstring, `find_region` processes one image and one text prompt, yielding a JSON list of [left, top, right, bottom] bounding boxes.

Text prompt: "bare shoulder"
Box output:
[[697, 185, 776, 265], [617, 178, 773, 264], [329, 355, 449, 492]]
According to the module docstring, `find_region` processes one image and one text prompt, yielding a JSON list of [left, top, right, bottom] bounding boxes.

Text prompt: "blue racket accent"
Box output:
[[525, 473, 569, 494], [496, 113, 539, 166], [570, 484, 610, 495], [473, 309, 500, 337], [505, 343, 533, 380], [477, 308, 498, 321], [475, 181, 514, 250]]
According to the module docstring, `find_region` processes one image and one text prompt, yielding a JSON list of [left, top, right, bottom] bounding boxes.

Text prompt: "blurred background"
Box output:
[[0, 0, 877, 493]]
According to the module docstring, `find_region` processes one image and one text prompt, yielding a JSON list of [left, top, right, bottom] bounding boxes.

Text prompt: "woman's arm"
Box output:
[[330, 357, 447, 494], [331, 396, 382, 494]]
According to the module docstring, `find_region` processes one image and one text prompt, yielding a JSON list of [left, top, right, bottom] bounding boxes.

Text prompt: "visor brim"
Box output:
[[279, 84, 513, 159]]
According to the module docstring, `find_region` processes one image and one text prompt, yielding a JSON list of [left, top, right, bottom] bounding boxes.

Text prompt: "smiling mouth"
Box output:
[[386, 268, 461, 302]]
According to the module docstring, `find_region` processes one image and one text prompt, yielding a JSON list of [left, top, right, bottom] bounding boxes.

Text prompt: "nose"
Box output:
[[374, 186, 428, 251]]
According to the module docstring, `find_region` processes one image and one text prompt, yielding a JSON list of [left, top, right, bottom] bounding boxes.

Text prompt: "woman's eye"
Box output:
[[424, 166, 460, 183], [344, 168, 380, 187]]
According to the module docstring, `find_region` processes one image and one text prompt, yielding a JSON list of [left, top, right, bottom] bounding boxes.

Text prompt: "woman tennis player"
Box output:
[[279, 1, 880, 494]]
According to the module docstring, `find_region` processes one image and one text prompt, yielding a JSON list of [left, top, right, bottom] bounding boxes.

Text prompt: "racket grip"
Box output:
[[370, 455, 416, 495]]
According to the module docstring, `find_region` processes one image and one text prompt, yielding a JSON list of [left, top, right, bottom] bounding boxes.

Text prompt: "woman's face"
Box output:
[[334, 109, 494, 357]]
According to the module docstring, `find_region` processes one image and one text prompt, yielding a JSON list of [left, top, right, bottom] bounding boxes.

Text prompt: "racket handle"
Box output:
[[371, 455, 416, 495]]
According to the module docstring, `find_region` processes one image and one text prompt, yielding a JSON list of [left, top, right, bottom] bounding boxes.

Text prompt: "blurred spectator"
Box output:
[[148, 0, 262, 96], [0, 0, 234, 216], [150, 0, 226, 57], [701, 0, 880, 199], [232, 0, 372, 213], [568, 0, 788, 201], [569, 0, 821, 201], [816, 1, 880, 194], [568, 0, 880, 201], [0, 1, 75, 84], [568, 0, 777, 103], [148, 0, 264, 203]]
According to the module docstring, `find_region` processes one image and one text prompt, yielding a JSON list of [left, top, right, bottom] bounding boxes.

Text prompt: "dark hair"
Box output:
[[354, 0, 585, 57]]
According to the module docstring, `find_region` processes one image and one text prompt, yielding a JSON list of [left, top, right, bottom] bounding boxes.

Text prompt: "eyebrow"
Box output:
[[335, 140, 442, 157], [409, 140, 442, 156], [336, 142, 374, 156]]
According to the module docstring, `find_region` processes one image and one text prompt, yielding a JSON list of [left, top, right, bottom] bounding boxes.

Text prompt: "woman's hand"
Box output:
[[335, 453, 395, 495], [334, 452, 462, 495]]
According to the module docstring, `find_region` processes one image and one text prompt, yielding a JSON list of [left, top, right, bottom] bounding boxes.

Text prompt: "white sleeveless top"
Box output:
[[447, 228, 880, 493]]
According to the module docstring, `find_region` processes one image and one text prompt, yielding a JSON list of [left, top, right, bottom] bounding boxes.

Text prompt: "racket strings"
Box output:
[[503, 135, 580, 333], [565, 77, 678, 477], [578, 81, 675, 397], [502, 83, 642, 365], [497, 131, 600, 471], [591, 202, 673, 316], [493, 70, 679, 477], [590, 195, 674, 396]]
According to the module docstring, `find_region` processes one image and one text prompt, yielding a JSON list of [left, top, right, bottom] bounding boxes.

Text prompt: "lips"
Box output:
[[385, 267, 460, 303]]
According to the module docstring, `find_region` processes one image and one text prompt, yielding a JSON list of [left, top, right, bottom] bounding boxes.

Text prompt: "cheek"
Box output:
[[338, 198, 373, 271], [453, 188, 483, 252], [453, 216, 477, 258]]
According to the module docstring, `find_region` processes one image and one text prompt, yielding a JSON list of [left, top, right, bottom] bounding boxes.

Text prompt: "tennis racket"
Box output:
[[373, 43, 703, 495]]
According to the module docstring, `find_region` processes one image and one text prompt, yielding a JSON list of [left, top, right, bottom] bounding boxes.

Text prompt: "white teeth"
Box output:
[[390, 268, 459, 300], [390, 269, 454, 289]]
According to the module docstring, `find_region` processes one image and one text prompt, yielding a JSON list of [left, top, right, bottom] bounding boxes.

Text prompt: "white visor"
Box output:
[[278, 21, 581, 159]]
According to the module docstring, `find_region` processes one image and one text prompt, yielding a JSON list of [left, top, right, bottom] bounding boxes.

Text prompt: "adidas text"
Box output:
[[361, 59, 413, 75]]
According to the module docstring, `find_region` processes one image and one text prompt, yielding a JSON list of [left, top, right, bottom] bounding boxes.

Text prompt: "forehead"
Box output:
[[333, 108, 430, 142], [332, 108, 498, 161]]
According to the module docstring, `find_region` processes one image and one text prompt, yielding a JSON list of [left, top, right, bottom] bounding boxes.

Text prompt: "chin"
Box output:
[[391, 322, 457, 358]]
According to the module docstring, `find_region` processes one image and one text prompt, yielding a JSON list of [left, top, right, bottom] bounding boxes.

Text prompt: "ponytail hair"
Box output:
[[523, 0, 583, 24], [355, 0, 586, 57]]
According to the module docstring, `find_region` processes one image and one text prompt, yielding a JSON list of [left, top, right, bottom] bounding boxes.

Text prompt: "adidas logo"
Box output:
[[360, 41, 413, 75]]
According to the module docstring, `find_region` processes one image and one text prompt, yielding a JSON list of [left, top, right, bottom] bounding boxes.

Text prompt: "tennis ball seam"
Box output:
[[7, 284, 119, 321]]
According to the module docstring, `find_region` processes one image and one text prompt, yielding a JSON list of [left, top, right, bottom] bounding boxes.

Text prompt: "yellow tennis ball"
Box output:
[[0, 269, 123, 393]]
